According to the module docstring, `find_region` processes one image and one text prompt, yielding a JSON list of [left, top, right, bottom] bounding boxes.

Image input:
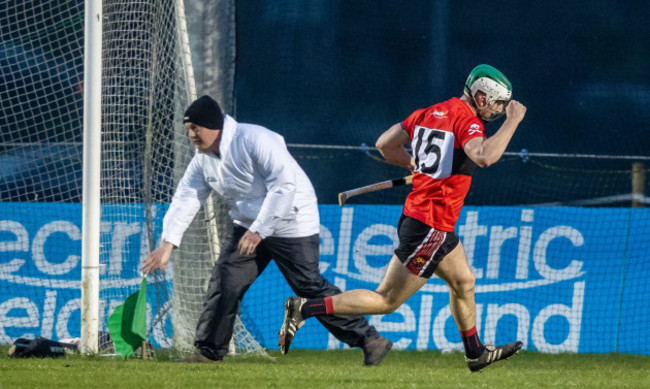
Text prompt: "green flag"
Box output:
[[108, 278, 147, 358]]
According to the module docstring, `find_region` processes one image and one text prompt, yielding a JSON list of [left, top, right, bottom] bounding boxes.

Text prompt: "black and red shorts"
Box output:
[[394, 214, 460, 278]]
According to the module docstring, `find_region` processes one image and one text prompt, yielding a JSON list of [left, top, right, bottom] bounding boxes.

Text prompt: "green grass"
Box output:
[[1, 347, 649, 389]]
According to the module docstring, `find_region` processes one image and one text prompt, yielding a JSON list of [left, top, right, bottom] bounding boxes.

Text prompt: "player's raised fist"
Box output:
[[506, 100, 526, 123]]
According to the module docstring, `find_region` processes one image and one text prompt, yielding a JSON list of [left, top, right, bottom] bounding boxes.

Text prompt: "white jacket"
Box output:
[[161, 115, 320, 246]]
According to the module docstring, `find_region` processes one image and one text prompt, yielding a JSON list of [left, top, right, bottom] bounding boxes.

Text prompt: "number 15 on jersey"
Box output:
[[412, 126, 454, 179]]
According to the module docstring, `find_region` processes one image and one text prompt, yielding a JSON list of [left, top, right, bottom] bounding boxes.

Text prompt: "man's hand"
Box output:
[[141, 241, 174, 274], [238, 230, 263, 256], [506, 100, 527, 123]]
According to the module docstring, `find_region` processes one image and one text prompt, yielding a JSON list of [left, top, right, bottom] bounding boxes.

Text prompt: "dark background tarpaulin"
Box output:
[[233, 1, 650, 205]]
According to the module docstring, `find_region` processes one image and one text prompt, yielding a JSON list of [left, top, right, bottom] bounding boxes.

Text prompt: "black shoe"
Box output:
[[466, 341, 523, 372], [362, 336, 392, 366], [279, 297, 306, 355]]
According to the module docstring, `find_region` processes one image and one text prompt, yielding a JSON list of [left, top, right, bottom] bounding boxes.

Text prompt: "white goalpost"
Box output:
[[80, 0, 102, 356]]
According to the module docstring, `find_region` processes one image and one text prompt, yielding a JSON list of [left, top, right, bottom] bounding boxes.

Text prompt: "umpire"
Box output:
[[142, 95, 392, 365]]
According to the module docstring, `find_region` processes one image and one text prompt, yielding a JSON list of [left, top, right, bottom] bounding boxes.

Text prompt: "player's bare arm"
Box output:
[[142, 240, 174, 273], [375, 123, 415, 171], [463, 100, 527, 167]]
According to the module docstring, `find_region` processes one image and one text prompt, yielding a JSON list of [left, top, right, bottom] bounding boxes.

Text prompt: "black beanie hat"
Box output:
[[183, 95, 224, 130]]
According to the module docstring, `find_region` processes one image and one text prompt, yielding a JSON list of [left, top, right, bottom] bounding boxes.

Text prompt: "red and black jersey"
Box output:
[[401, 97, 484, 232]]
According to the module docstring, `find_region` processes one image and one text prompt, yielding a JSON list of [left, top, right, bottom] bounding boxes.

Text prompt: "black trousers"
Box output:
[[194, 225, 379, 358]]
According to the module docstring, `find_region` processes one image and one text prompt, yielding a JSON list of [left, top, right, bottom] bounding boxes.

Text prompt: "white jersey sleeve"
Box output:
[[247, 131, 298, 238], [161, 154, 212, 246]]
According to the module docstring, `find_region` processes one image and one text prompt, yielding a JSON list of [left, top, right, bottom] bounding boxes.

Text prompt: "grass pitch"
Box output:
[[1, 347, 649, 388]]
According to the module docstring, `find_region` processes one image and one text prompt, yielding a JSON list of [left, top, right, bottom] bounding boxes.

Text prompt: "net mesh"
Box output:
[[1, 1, 86, 347], [0, 0, 264, 357]]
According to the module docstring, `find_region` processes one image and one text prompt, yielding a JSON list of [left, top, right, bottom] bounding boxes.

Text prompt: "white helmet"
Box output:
[[464, 64, 512, 121]]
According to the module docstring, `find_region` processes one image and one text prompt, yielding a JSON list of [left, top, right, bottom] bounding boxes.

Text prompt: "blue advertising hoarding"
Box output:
[[1, 203, 648, 354], [0, 203, 172, 347]]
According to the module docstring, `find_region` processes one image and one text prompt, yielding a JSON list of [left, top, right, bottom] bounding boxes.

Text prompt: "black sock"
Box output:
[[300, 297, 332, 319], [460, 326, 484, 359]]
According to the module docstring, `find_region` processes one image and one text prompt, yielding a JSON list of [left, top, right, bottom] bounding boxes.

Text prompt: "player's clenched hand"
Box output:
[[141, 241, 174, 274], [238, 230, 262, 256], [506, 100, 527, 123]]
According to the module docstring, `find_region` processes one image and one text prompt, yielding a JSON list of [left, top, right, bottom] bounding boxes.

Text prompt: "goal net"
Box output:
[[0, 0, 264, 357]]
